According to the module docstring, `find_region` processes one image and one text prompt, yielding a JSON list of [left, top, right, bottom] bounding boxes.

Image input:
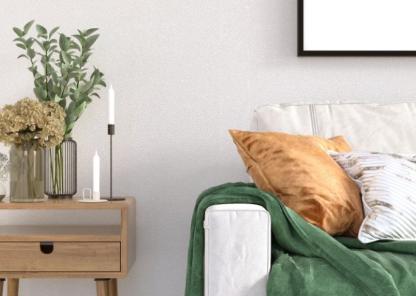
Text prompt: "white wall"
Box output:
[[1, 0, 416, 295]]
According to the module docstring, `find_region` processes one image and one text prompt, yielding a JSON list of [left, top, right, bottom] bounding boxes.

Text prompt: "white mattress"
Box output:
[[204, 204, 271, 296]]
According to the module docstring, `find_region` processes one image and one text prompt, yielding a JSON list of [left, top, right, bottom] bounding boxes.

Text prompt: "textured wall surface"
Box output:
[[1, 0, 416, 294]]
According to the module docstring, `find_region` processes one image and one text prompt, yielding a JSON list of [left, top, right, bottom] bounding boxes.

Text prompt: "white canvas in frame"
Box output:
[[303, 0, 416, 51]]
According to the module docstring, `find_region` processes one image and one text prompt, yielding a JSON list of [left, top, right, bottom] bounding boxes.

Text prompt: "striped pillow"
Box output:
[[331, 151, 416, 243]]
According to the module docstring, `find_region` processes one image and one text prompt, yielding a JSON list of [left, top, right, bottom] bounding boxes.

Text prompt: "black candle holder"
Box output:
[[104, 124, 125, 201]]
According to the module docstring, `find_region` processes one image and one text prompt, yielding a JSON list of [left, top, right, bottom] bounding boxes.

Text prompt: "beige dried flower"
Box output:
[[0, 98, 65, 148]]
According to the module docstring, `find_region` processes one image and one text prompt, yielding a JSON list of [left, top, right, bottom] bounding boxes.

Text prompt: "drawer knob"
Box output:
[[40, 242, 54, 254]]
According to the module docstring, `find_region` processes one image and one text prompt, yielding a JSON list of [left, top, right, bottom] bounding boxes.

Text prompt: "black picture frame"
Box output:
[[297, 0, 416, 57]]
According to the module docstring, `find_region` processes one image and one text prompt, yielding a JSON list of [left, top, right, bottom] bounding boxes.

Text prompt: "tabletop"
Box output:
[[0, 197, 135, 210]]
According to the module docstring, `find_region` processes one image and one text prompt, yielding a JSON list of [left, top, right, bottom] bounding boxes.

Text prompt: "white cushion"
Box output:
[[254, 102, 416, 153], [204, 204, 271, 296], [331, 151, 416, 243]]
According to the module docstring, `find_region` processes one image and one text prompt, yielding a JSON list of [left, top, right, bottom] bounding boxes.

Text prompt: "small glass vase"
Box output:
[[44, 138, 77, 198], [9, 143, 45, 202]]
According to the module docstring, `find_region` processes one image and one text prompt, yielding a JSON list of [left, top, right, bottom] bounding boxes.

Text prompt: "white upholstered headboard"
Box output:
[[254, 102, 416, 153]]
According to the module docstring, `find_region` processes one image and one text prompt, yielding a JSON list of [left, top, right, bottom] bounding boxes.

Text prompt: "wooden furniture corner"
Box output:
[[0, 197, 136, 296]]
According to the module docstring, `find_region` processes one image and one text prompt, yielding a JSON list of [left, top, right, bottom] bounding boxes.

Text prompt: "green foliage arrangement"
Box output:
[[13, 20, 106, 138]]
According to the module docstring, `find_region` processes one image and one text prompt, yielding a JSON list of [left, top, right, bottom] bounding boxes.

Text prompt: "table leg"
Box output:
[[0, 279, 4, 296], [7, 279, 19, 296], [108, 279, 118, 296], [95, 279, 110, 296]]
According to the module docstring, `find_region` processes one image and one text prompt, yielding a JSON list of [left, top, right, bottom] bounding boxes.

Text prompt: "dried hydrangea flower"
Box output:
[[0, 98, 65, 148]]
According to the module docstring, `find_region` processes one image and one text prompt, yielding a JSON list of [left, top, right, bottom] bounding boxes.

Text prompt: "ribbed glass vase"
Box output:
[[9, 143, 44, 202], [44, 138, 77, 198]]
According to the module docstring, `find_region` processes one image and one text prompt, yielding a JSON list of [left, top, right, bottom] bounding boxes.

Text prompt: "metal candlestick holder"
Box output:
[[105, 124, 125, 201]]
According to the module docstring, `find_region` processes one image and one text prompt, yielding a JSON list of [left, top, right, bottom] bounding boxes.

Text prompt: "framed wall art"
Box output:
[[298, 0, 416, 56]]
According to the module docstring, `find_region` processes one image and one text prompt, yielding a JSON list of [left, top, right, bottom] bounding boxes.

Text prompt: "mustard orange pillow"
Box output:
[[229, 130, 363, 237]]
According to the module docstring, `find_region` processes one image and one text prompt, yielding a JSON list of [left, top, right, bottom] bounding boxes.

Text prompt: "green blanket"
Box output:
[[185, 183, 416, 296]]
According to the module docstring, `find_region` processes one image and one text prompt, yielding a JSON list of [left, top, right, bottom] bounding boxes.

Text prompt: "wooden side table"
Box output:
[[0, 197, 136, 296]]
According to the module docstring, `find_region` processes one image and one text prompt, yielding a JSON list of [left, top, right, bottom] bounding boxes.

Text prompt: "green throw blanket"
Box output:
[[185, 183, 416, 296]]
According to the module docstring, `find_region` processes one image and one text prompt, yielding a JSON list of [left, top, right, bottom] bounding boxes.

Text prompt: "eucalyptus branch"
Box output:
[[44, 47, 49, 100], [13, 21, 106, 137]]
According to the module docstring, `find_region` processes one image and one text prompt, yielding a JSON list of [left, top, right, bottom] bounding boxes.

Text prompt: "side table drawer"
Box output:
[[0, 242, 120, 272]]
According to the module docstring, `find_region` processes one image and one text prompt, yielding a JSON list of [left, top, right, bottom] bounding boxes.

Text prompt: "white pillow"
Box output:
[[331, 151, 416, 243]]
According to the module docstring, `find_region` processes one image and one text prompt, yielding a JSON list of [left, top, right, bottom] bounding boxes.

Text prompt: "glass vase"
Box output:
[[44, 138, 77, 198], [0, 151, 9, 201], [0, 181, 6, 201], [9, 143, 44, 202]]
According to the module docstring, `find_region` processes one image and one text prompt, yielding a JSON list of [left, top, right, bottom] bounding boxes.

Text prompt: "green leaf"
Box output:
[[46, 63, 55, 74], [17, 54, 27, 60], [16, 43, 26, 50], [34, 77, 44, 88], [61, 66, 68, 77], [66, 101, 76, 113], [31, 66, 40, 77], [13, 27, 24, 37], [26, 38, 34, 47], [65, 121, 76, 135], [69, 41, 81, 51], [80, 53, 91, 65], [80, 80, 94, 94], [61, 51, 71, 64], [34, 86, 47, 100], [49, 26, 60, 38], [66, 110, 76, 122], [75, 101, 87, 115], [27, 49, 36, 59], [47, 79, 55, 96], [59, 34, 70, 51], [72, 34, 85, 47], [70, 90, 80, 102], [23, 20, 35, 34], [85, 28, 99, 36], [13, 37, 25, 43], [59, 100, 66, 109], [35, 24, 47, 36], [84, 34, 99, 49], [53, 84, 61, 95], [66, 105, 79, 123], [43, 40, 51, 51]]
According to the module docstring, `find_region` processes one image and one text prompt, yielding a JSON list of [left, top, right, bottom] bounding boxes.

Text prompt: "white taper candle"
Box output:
[[108, 85, 115, 125], [93, 151, 100, 200]]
